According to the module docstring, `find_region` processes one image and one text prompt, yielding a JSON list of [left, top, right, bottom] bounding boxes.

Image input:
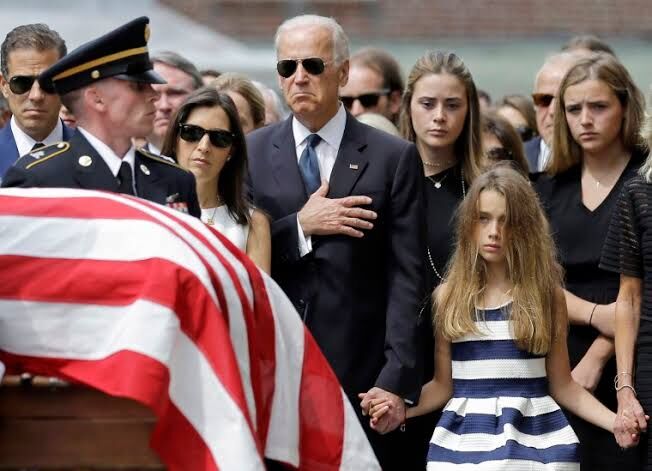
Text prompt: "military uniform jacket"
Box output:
[[1, 130, 200, 217]]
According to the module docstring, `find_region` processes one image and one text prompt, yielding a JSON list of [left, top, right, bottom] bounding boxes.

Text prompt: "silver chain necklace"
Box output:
[[427, 168, 466, 281]]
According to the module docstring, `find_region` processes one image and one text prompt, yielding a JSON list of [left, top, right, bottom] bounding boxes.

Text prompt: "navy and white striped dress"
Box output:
[[427, 302, 580, 470]]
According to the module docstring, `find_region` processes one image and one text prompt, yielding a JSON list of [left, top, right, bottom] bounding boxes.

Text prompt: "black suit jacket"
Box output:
[[247, 114, 425, 403], [1, 130, 200, 217]]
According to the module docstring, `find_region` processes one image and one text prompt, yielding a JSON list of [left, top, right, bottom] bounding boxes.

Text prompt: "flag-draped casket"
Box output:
[[0, 188, 380, 471]]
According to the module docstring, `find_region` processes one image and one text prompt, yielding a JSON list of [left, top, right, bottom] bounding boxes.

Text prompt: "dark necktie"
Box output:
[[299, 134, 322, 195], [31, 142, 45, 151], [117, 161, 135, 196]]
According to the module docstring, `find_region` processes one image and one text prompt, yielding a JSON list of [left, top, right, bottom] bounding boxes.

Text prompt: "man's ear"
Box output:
[[84, 86, 104, 111], [0, 74, 10, 99], [338, 59, 349, 88]]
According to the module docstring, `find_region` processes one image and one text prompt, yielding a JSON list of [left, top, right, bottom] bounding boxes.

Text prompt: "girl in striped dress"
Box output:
[[368, 165, 640, 469]]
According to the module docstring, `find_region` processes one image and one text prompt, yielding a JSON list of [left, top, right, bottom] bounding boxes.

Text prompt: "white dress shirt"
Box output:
[[293, 104, 347, 256], [11, 116, 63, 157], [78, 127, 137, 195], [538, 139, 551, 172]]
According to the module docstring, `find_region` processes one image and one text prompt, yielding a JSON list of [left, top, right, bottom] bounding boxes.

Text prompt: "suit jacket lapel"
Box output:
[[134, 151, 165, 204], [271, 117, 311, 207], [70, 131, 119, 192], [328, 114, 369, 199]]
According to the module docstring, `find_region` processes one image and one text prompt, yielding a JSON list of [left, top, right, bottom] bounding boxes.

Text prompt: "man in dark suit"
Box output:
[[2, 17, 199, 217], [247, 15, 424, 468], [0, 23, 73, 182]]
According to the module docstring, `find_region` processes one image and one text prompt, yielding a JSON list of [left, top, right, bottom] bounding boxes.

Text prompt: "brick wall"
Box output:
[[159, 0, 652, 39]]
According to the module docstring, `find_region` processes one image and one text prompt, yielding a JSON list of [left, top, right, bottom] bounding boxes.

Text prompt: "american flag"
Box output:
[[0, 188, 380, 471]]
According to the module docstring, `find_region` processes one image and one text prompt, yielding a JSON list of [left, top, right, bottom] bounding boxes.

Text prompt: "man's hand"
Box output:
[[298, 182, 377, 237], [359, 387, 405, 435]]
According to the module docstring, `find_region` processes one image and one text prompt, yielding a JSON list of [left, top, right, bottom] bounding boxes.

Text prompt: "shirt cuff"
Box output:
[[297, 215, 312, 256]]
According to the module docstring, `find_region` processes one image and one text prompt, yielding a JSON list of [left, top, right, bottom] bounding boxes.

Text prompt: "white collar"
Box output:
[[292, 104, 347, 150], [11, 116, 63, 157], [77, 127, 136, 177]]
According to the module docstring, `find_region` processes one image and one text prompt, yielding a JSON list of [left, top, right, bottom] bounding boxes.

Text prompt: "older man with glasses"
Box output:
[[526, 51, 582, 173], [1, 17, 199, 218], [247, 14, 425, 469], [0, 23, 75, 182]]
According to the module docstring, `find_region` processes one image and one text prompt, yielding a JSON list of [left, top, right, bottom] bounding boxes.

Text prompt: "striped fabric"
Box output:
[[0, 188, 380, 471], [427, 304, 579, 470]]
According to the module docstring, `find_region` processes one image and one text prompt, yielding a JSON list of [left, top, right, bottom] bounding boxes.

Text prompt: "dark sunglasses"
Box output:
[[9, 75, 55, 95], [515, 125, 535, 142], [485, 147, 513, 162], [179, 123, 235, 148], [277, 57, 328, 78], [340, 89, 390, 110], [531, 93, 554, 108]]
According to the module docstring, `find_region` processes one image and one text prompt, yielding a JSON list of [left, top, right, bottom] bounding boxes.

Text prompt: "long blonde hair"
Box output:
[[399, 51, 483, 183], [436, 165, 562, 354], [548, 52, 645, 175]]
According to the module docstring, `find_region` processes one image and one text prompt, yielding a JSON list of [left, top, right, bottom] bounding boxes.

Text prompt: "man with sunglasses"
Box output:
[[338, 47, 403, 124], [0, 24, 74, 182], [526, 52, 581, 173], [1, 17, 200, 218], [247, 15, 424, 469]]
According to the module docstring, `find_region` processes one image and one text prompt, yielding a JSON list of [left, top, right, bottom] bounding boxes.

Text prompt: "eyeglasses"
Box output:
[[485, 147, 513, 162], [276, 57, 328, 78], [8, 75, 55, 95], [532, 93, 554, 108], [515, 125, 535, 142], [340, 89, 390, 110], [179, 123, 235, 148]]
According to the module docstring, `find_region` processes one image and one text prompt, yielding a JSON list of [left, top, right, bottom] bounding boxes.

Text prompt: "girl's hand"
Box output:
[[615, 389, 648, 448]]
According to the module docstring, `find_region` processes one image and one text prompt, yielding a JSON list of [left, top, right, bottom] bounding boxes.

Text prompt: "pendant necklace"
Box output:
[[428, 172, 448, 189], [205, 197, 222, 226], [427, 168, 466, 281]]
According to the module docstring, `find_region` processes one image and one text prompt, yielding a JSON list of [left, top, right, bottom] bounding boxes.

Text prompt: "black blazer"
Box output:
[[1, 130, 200, 217], [247, 114, 426, 403]]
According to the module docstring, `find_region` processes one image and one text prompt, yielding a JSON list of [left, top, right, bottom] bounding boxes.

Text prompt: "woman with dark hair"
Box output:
[[161, 88, 271, 273], [536, 52, 645, 470], [496, 94, 538, 142], [481, 111, 529, 176]]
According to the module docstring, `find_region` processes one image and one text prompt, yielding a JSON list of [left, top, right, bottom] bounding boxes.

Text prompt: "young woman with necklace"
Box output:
[[396, 50, 483, 470], [535, 53, 645, 470]]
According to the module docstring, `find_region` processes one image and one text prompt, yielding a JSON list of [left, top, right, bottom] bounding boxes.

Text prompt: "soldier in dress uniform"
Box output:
[[1, 16, 200, 217]]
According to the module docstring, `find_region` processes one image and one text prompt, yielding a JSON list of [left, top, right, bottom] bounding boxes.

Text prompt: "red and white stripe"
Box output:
[[0, 187, 380, 471]]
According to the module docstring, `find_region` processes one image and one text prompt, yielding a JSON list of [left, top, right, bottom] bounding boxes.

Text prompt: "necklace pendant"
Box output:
[[206, 218, 214, 226], [434, 181, 442, 189]]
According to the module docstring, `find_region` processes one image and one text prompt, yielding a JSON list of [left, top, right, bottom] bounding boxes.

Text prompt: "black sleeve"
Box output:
[[600, 179, 643, 278]]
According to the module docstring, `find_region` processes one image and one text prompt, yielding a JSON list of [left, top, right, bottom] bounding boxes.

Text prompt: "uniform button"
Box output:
[[297, 299, 305, 308]]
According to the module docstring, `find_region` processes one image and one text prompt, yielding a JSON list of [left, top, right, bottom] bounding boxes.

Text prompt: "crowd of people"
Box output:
[[1, 11, 652, 471]]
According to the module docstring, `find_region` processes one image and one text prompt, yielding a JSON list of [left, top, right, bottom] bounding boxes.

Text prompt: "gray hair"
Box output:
[[151, 51, 203, 89], [534, 51, 583, 89], [639, 113, 652, 182], [1, 24, 66, 76], [252, 80, 288, 122], [274, 15, 350, 66]]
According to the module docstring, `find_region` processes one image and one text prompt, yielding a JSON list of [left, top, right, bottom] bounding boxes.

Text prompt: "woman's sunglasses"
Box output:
[[9, 75, 55, 95], [485, 147, 513, 162], [340, 89, 390, 110], [277, 57, 328, 78], [179, 123, 235, 148]]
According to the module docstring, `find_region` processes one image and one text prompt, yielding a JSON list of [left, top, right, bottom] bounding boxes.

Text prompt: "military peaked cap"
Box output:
[[39, 16, 165, 95]]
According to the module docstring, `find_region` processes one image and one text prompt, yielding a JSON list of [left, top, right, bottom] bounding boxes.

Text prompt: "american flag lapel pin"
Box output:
[[349, 163, 359, 170]]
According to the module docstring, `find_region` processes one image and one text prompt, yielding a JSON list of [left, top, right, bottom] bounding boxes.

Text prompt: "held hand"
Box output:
[[615, 389, 648, 448], [571, 351, 605, 393], [298, 182, 377, 238], [359, 387, 405, 435]]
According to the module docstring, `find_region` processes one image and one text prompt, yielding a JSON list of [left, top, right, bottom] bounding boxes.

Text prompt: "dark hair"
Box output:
[[482, 111, 529, 177], [562, 34, 616, 56], [201, 68, 221, 80], [161, 87, 251, 226], [477, 89, 492, 105], [1, 24, 66, 76], [351, 47, 404, 94], [151, 51, 203, 89], [496, 94, 538, 138]]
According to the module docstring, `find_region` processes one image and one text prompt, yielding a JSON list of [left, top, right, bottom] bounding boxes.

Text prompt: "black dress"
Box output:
[[601, 171, 652, 470], [536, 153, 643, 470], [402, 164, 465, 470]]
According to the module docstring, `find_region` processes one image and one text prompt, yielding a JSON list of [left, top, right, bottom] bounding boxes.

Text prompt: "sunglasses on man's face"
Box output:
[[532, 93, 554, 108], [340, 89, 390, 110], [179, 123, 235, 148], [8, 75, 55, 95], [276, 57, 328, 78]]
